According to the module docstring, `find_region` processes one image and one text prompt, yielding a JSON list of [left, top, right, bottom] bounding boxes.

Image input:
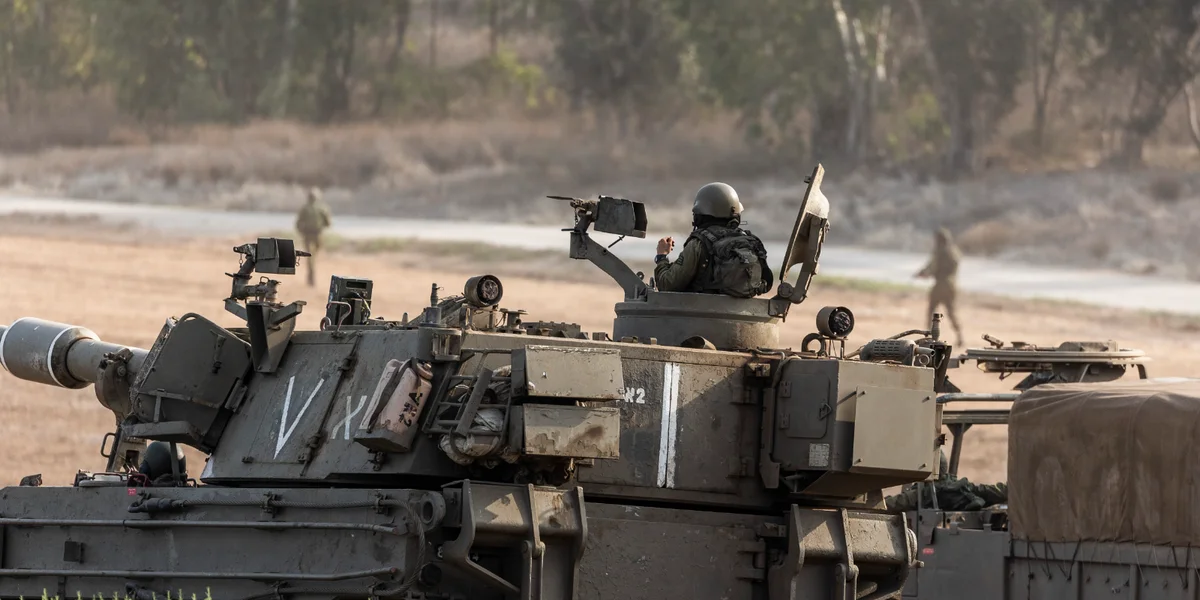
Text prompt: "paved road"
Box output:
[[2, 195, 1198, 316]]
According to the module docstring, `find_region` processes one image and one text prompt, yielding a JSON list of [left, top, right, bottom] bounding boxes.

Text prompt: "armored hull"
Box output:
[[0, 484, 915, 600], [0, 165, 946, 599]]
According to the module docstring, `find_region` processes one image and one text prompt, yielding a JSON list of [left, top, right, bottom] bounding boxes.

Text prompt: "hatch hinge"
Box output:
[[735, 539, 768, 582]]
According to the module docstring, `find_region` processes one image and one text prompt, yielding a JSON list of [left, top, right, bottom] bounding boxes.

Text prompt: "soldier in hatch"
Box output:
[[295, 187, 332, 287], [885, 450, 1007, 512], [915, 227, 965, 346], [654, 183, 773, 297]]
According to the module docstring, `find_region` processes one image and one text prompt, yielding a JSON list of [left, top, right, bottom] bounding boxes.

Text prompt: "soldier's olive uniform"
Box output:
[[654, 226, 773, 294], [654, 182, 772, 296], [295, 189, 332, 287], [918, 228, 964, 345], [295, 197, 332, 250], [655, 237, 705, 292]]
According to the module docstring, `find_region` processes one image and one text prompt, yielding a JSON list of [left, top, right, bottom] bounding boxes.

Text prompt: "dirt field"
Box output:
[[2, 222, 1197, 489]]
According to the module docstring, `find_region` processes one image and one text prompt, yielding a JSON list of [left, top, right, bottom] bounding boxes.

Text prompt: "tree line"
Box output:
[[2, 0, 1199, 173]]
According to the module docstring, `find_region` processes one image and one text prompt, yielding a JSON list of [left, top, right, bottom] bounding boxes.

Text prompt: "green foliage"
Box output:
[[462, 49, 549, 109], [90, 0, 195, 120], [920, 0, 1035, 170], [925, 0, 1033, 119], [0, 0, 1195, 167], [1, 0, 97, 98], [1081, 0, 1200, 162], [1086, 0, 1200, 76], [677, 0, 827, 143], [553, 0, 691, 132], [886, 89, 947, 160]]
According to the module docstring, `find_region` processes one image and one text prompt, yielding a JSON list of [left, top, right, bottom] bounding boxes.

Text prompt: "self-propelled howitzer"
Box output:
[[0, 165, 948, 600]]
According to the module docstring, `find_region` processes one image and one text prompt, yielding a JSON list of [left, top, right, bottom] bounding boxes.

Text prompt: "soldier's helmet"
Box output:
[[692, 182, 744, 220], [935, 227, 951, 243], [139, 441, 188, 481], [307, 187, 321, 203]]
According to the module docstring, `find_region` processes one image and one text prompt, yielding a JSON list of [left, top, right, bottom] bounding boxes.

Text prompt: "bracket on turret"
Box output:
[[551, 195, 649, 300], [224, 238, 308, 373]]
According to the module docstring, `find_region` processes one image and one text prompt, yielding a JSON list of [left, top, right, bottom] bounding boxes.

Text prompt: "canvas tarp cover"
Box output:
[[1008, 378, 1200, 544]]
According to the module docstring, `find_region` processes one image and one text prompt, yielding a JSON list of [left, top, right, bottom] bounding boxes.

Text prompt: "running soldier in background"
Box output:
[[295, 187, 332, 287], [915, 227, 965, 346]]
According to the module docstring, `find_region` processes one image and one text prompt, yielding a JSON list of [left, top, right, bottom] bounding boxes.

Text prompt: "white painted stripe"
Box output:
[[45, 327, 76, 388], [664, 363, 681, 489], [342, 394, 367, 440], [0, 316, 26, 373], [657, 362, 683, 488], [657, 363, 673, 488]]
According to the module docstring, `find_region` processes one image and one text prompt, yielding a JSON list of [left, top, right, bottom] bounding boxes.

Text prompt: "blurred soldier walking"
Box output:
[[295, 187, 332, 287], [915, 227, 965, 346]]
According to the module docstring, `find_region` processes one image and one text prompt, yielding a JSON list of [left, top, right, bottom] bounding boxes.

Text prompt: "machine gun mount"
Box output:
[[955, 335, 1150, 390], [224, 237, 309, 373]]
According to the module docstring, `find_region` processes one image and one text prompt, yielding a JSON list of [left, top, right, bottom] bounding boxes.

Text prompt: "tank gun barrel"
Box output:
[[0, 318, 147, 390]]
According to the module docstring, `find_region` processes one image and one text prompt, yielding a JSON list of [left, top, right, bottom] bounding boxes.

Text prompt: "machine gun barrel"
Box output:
[[0, 318, 148, 389]]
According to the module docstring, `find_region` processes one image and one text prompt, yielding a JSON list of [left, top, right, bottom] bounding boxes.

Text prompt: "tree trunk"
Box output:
[[1109, 28, 1200, 167], [488, 0, 498, 56], [811, 96, 851, 161], [372, 0, 412, 117], [3, 0, 17, 115], [1031, 0, 1065, 151], [946, 91, 977, 174], [1184, 81, 1200, 153], [273, 0, 298, 118], [429, 0, 438, 69], [316, 10, 354, 123], [396, 0, 412, 54], [830, 0, 863, 160], [80, 7, 97, 94], [1112, 71, 1185, 167], [863, 4, 892, 162], [343, 14, 357, 97], [905, 0, 965, 175], [29, 0, 45, 88]]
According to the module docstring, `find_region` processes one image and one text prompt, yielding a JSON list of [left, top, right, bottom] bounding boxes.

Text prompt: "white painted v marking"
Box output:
[[275, 376, 325, 459]]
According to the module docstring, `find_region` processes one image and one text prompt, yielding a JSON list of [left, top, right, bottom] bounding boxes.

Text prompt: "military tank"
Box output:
[[0, 165, 951, 600]]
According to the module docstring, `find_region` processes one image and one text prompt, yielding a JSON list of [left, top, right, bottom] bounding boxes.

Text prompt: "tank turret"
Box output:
[[0, 164, 945, 600], [554, 165, 830, 352]]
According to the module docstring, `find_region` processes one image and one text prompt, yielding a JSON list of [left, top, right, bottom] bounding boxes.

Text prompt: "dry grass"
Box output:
[[2, 222, 1199, 488], [0, 113, 796, 241], [0, 112, 769, 186], [0, 91, 135, 153], [956, 219, 1014, 257]]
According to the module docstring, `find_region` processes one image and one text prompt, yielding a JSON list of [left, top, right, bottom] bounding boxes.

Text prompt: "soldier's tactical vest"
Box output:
[[685, 226, 770, 298]]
